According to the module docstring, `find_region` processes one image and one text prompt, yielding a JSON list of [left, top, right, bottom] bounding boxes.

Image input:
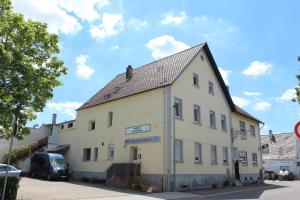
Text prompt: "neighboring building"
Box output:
[[59, 43, 263, 191], [261, 133, 300, 179]]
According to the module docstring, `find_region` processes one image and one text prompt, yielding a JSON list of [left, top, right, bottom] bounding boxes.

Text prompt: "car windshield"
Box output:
[[50, 157, 66, 165]]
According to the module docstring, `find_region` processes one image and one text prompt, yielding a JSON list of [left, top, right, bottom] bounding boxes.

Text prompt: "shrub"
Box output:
[[0, 176, 20, 200]]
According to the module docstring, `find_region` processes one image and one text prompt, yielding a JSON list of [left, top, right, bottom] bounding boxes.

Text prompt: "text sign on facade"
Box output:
[[125, 124, 151, 135], [261, 143, 269, 154], [125, 136, 160, 145]]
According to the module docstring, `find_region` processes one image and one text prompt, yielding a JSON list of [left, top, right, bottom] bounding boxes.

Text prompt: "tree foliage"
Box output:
[[295, 56, 300, 103], [0, 0, 67, 139]]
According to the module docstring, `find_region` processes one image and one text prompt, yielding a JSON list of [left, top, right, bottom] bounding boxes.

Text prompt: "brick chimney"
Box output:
[[52, 114, 57, 125], [126, 65, 133, 80]]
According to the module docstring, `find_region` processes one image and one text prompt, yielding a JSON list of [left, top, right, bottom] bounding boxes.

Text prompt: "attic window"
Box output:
[[200, 54, 204, 61], [61, 125, 64, 129], [67, 123, 73, 128], [105, 94, 111, 100]]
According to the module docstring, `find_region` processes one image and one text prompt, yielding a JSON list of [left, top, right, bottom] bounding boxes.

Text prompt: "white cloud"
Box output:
[[128, 18, 148, 30], [232, 96, 250, 108], [47, 102, 82, 118], [75, 55, 95, 79], [277, 88, 297, 102], [161, 11, 187, 25], [146, 35, 190, 60], [242, 61, 272, 77], [112, 45, 120, 50], [90, 13, 124, 40], [244, 91, 261, 96], [218, 67, 231, 85], [12, 0, 109, 34], [254, 101, 271, 111]]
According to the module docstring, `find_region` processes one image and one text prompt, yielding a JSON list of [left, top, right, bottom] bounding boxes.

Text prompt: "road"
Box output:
[[17, 178, 300, 200]]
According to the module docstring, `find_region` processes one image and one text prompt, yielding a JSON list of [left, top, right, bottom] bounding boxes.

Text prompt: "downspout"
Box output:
[[259, 122, 265, 183]]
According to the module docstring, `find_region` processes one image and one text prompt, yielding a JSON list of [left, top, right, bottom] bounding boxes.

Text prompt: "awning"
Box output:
[[47, 144, 70, 152]]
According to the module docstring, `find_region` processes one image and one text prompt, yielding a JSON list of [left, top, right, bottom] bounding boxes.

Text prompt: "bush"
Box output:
[[0, 176, 20, 200]]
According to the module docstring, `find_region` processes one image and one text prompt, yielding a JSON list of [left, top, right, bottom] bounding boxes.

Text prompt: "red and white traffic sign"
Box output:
[[294, 121, 300, 138]]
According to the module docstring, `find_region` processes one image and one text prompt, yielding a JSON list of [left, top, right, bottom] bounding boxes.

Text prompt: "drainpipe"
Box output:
[[172, 104, 176, 191], [259, 123, 265, 183]]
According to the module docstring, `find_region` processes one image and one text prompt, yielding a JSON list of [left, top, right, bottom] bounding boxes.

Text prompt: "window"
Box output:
[[250, 125, 256, 136], [211, 145, 217, 164], [208, 81, 214, 94], [193, 105, 201, 124], [193, 73, 199, 87], [108, 112, 113, 127], [194, 143, 202, 163], [60, 125, 64, 130], [252, 153, 257, 165], [174, 98, 183, 119], [175, 140, 183, 162], [239, 121, 246, 133], [223, 147, 228, 165], [239, 150, 248, 165], [209, 111, 216, 128], [89, 120, 96, 131], [67, 122, 73, 128], [94, 147, 98, 161], [83, 148, 91, 161], [221, 114, 227, 132], [108, 144, 114, 160]]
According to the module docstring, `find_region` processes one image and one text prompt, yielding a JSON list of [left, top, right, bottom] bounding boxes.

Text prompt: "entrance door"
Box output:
[[234, 160, 240, 180], [130, 147, 139, 163]]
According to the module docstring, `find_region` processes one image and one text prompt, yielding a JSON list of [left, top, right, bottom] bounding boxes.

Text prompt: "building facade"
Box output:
[[59, 43, 263, 191]]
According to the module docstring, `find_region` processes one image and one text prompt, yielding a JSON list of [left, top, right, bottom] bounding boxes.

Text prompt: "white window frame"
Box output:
[[209, 110, 216, 129], [174, 97, 183, 120], [108, 144, 115, 160], [223, 147, 228, 165], [252, 153, 258, 165], [175, 140, 183, 163], [89, 120, 96, 131], [239, 150, 248, 165], [108, 111, 113, 127], [250, 125, 256, 136], [208, 81, 214, 94], [211, 145, 217, 165], [193, 73, 199, 87], [194, 143, 202, 163], [221, 114, 227, 132], [83, 148, 91, 161], [193, 105, 201, 124]]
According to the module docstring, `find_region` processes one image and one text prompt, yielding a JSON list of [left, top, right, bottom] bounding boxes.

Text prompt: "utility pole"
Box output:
[[1, 111, 19, 200]]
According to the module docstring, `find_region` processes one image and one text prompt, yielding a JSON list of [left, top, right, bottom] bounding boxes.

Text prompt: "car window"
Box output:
[[50, 157, 66, 165], [0, 165, 8, 171], [9, 166, 17, 171]]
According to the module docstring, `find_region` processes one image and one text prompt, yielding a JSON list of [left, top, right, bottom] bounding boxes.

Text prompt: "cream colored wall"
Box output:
[[232, 113, 261, 174], [171, 49, 232, 175], [59, 88, 165, 175]]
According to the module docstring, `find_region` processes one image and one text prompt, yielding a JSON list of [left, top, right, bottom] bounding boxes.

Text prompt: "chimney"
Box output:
[[126, 65, 133, 80], [52, 114, 57, 125]]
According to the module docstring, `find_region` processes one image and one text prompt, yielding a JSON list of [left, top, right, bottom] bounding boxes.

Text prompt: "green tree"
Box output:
[[0, 0, 67, 140], [295, 56, 300, 103]]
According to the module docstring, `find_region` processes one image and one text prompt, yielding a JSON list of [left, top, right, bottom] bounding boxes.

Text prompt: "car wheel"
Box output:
[[47, 173, 52, 181]]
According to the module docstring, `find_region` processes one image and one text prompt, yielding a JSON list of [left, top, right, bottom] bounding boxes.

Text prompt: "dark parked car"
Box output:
[[264, 170, 278, 180], [30, 152, 70, 180]]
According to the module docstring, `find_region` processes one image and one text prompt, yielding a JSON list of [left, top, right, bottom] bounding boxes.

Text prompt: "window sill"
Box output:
[[209, 92, 214, 95], [194, 161, 202, 164], [175, 117, 184, 121], [176, 161, 184, 163], [223, 162, 229, 166], [221, 129, 227, 133], [107, 158, 114, 161], [193, 84, 200, 89], [210, 126, 217, 129], [193, 121, 202, 126], [211, 162, 218, 165], [252, 163, 258, 167], [82, 160, 91, 162]]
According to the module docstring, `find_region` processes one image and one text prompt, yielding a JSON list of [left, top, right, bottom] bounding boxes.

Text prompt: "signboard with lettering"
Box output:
[[125, 136, 160, 145], [261, 143, 269, 154], [125, 124, 151, 135]]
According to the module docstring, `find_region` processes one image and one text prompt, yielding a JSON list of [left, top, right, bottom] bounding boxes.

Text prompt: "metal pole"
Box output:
[[173, 105, 176, 191], [1, 113, 18, 200]]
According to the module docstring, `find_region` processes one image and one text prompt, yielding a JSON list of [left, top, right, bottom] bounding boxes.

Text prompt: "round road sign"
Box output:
[[294, 121, 300, 138]]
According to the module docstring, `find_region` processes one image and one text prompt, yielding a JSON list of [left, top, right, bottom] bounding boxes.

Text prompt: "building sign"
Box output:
[[125, 124, 151, 135], [261, 143, 269, 154], [125, 136, 160, 145]]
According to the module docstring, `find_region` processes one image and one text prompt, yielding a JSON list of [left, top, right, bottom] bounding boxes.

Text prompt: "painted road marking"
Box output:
[[201, 185, 273, 198]]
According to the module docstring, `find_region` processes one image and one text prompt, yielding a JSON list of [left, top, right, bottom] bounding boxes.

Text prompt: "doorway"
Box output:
[[234, 160, 240, 180], [130, 146, 139, 163]]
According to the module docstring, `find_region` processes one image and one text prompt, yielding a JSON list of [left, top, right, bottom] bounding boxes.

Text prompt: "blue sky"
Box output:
[[12, 0, 300, 135]]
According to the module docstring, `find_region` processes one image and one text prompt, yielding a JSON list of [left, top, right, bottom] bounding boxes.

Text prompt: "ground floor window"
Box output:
[[194, 143, 202, 163], [223, 147, 228, 165], [252, 153, 257, 165], [108, 144, 114, 160], [211, 145, 217, 164], [175, 140, 183, 162], [94, 147, 98, 161], [239, 150, 248, 165], [83, 148, 91, 161]]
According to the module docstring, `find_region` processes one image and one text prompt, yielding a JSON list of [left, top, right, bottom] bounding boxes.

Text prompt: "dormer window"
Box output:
[[67, 122, 73, 128], [193, 73, 199, 87]]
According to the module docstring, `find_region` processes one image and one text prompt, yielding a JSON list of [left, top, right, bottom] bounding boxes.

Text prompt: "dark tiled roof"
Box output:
[[78, 43, 261, 124], [261, 133, 297, 160], [79, 43, 206, 110], [234, 105, 262, 123]]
